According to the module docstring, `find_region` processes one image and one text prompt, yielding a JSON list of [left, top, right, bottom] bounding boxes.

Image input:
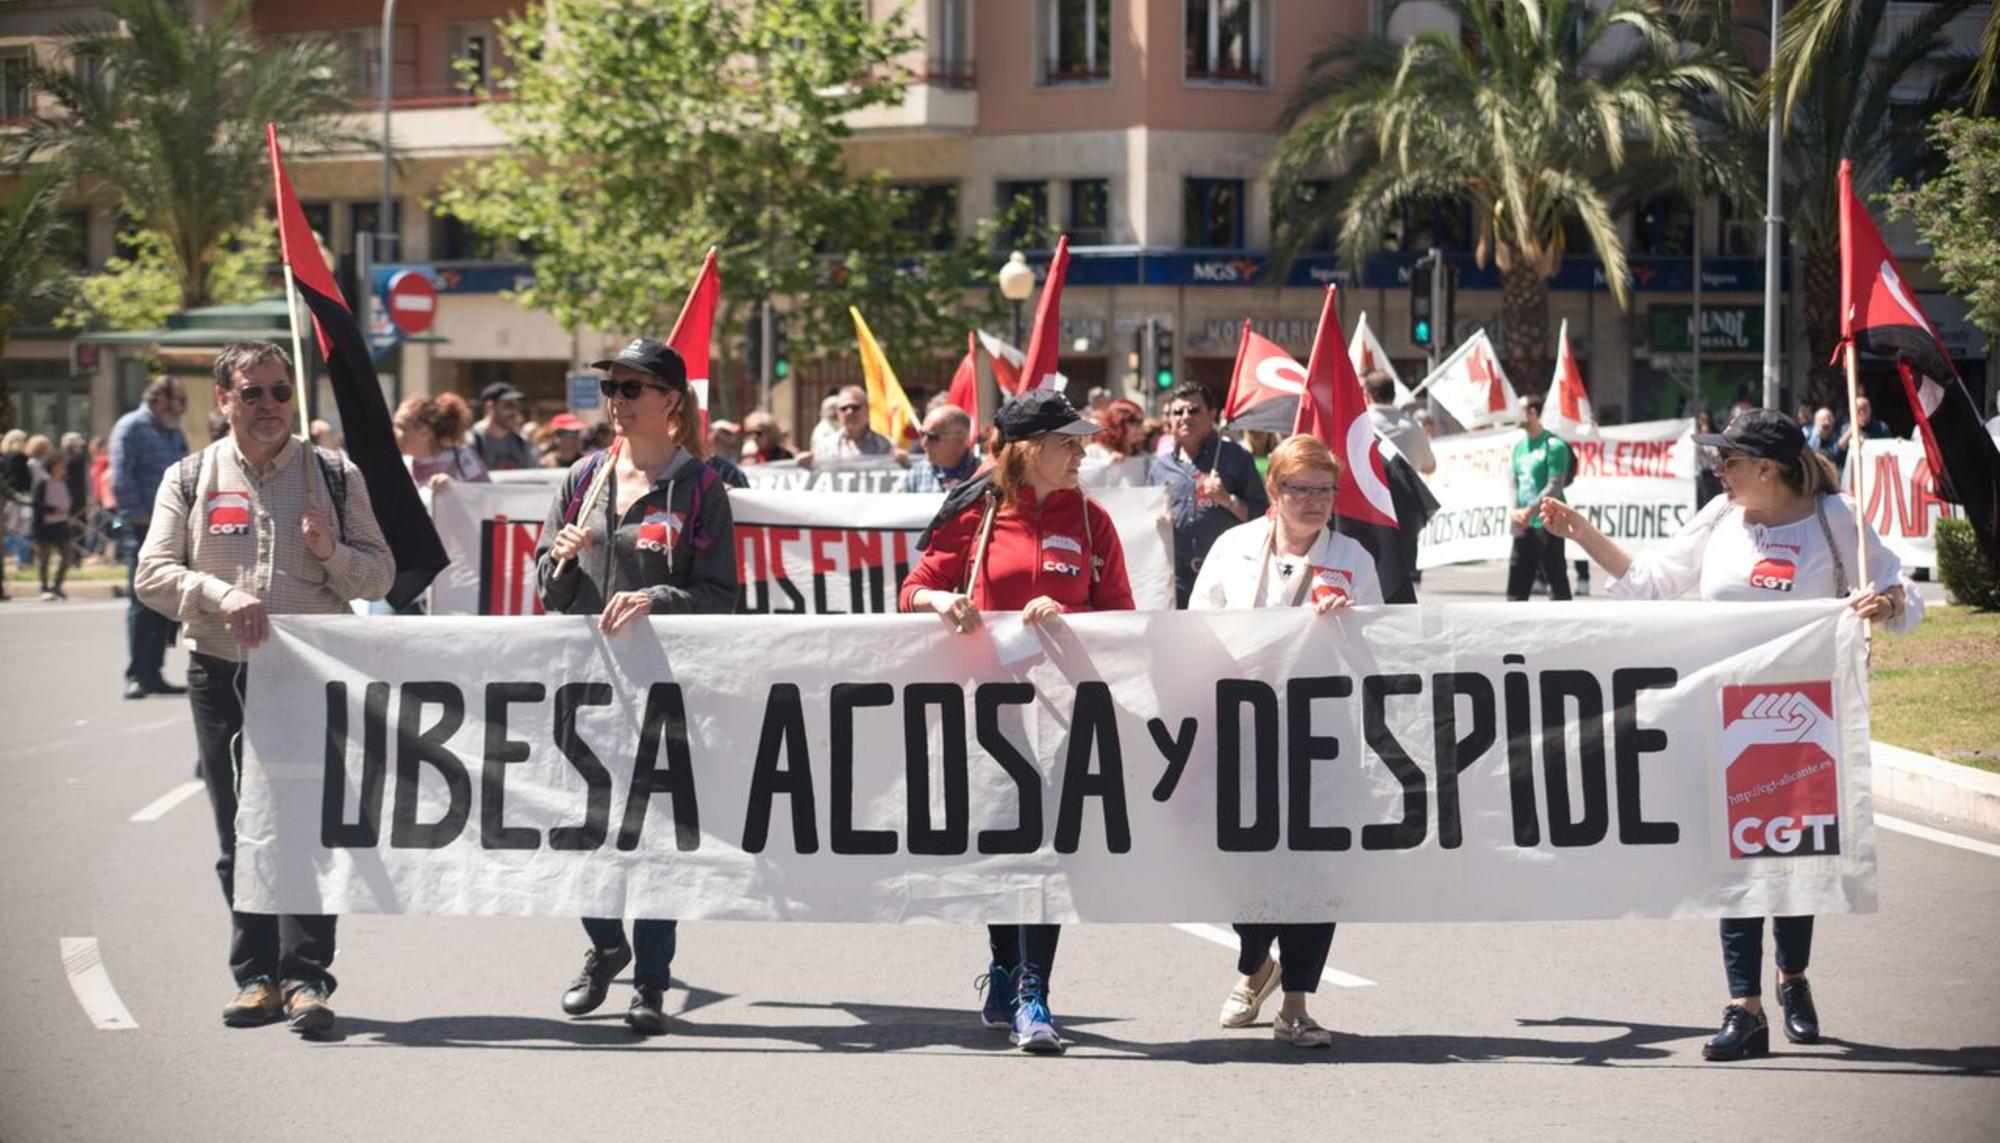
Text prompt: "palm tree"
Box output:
[[10, 0, 359, 315], [0, 172, 74, 434], [1273, 0, 1753, 386], [1769, 0, 1974, 404]]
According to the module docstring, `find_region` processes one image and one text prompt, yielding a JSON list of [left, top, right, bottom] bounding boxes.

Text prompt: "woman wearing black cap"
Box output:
[[898, 388, 1135, 1055], [534, 339, 737, 1036], [1539, 407, 1918, 1062]]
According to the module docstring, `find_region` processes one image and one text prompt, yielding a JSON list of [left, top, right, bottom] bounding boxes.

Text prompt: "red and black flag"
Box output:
[[1840, 158, 2000, 572], [1294, 285, 1421, 603], [267, 124, 448, 608]]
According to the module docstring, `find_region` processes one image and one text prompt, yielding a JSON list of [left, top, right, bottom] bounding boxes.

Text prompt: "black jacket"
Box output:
[[534, 447, 738, 617]]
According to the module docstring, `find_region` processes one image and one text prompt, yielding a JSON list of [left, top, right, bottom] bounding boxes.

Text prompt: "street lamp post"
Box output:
[[998, 249, 1035, 349]]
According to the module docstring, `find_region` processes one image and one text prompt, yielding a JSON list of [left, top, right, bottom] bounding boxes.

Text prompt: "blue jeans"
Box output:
[[123, 523, 176, 684], [581, 918, 676, 988], [1721, 916, 1813, 999]]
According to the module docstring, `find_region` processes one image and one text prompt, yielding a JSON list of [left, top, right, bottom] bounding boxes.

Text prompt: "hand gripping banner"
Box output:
[[236, 600, 1875, 922]]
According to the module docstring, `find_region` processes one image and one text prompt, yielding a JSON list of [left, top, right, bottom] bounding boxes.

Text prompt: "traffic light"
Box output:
[[771, 312, 790, 381], [744, 310, 764, 378], [1410, 257, 1435, 348], [1436, 260, 1457, 354], [1152, 321, 1175, 390]]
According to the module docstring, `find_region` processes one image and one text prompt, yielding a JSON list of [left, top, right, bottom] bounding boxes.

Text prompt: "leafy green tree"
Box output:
[[1769, 0, 1973, 403], [0, 172, 74, 434], [59, 218, 277, 333], [1884, 113, 2000, 340], [1272, 0, 1752, 385], [436, 0, 1008, 408], [11, 0, 357, 312]]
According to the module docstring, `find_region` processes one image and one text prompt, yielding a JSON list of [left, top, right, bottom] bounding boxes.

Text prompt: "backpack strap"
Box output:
[[684, 463, 721, 551], [312, 446, 348, 544], [560, 450, 610, 527], [177, 450, 205, 552], [1815, 494, 1850, 596]]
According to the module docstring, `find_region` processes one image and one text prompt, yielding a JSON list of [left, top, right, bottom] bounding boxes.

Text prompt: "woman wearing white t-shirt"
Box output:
[[1539, 408, 1914, 1063], [1189, 434, 1382, 1049]]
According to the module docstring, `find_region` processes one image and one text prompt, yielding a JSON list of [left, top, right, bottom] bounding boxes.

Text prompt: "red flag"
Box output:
[[667, 248, 720, 429], [1840, 158, 2000, 570], [975, 330, 1026, 394], [267, 124, 445, 608], [1294, 285, 1396, 529], [946, 331, 980, 436], [1222, 321, 1307, 422], [1019, 235, 1069, 391]]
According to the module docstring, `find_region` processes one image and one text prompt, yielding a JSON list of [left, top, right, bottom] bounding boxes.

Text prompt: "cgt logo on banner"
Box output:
[[1309, 565, 1351, 605], [1720, 683, 1841, 859], [429, 481, 1178, 616], [1748, 543, 1800, 593]]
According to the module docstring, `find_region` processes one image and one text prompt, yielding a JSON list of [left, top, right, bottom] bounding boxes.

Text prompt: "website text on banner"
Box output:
[[429, 482, 1177, 616], [1419, 419, 1696, 570], [236, 601, 1874, 923]]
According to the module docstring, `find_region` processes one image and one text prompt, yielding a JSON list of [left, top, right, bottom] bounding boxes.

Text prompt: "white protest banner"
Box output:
[[743, 459, 907, 494], [237, 601, 1874, 923], [429, 482, 1178, 615], [1855, 437, 1957, 572], [1418, 419, 1695, 569]]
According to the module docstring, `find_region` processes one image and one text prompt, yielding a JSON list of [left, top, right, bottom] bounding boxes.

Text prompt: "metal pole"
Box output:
[[1011, 300, 1024, 350], [759, 298, 774, 413], [379, 0, 398, 266], [1760, 0, 1784, 410], [1692, 196, 1703, 403], [1427, 247, 1442, 376]]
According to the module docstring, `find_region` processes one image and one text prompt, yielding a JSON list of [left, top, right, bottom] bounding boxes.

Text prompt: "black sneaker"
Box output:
[[626, 983, 668, 1036], [560, 944, 633, 1015]]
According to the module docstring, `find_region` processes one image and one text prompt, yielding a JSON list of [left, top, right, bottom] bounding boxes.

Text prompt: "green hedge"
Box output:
[[1935, 517, 2000, 611]]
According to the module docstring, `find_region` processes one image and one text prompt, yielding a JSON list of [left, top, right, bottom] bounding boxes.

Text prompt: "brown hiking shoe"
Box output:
[[282, 980, 336, 1036], [222, 977, 283, 1027]]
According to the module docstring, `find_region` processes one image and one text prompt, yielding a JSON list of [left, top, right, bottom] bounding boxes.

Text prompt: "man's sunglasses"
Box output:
[[600, 377, 680, 400], [235, 383, 293, 406], [837, 403, 864, 414]]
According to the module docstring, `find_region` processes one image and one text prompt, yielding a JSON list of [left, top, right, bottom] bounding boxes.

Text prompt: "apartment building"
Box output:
[[3, 0, 1987, 445]]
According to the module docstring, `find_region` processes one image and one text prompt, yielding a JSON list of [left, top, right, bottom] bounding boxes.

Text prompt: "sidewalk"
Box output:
[[1874, 741, 2000, 835]]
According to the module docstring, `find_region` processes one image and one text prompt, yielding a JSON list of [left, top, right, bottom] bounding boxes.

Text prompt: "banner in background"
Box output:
[[1855, 437, 1958, 571], [430, 482, 1178, 615], [742, 460, 907, 494], [237, 601, 1876, 922]]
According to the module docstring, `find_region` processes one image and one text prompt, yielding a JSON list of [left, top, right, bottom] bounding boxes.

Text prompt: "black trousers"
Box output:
[[123, 524, 176, 684], [1235, 924, 1336, 994], [1506, 528, 1571, 601], [188, 653, 337, 990], [1721, 916, 1813, 999], [988, 924, 1060, 981]]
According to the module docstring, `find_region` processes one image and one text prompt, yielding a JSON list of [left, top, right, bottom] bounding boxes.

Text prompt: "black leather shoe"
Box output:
[[123, 679, 147, 700], [626, 983, 668, 1036], [1778, 977, 1820, 1044], [1702, 1004, 1770, 1061], [560, 944, 633, 1015]]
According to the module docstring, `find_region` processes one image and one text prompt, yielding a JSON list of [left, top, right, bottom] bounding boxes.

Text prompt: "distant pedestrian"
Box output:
[[741, 410, 793, 464], [1154, 382, 1269, 607], [29, 444, 75, 600], [469, 382, 536, 471], [802, 385, 894, 465], [900, 404, 979, 492], [1506, 394, 1572, 601], [0, 429, 29, 602], [393, 392, 489, 490], [108, 376, 191, 696], [1082, 399, 1154, 487]]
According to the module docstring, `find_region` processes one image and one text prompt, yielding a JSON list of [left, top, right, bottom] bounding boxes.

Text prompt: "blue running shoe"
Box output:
[[1010, 968, 1065, 1055], [977, 962, 1015, 1029]]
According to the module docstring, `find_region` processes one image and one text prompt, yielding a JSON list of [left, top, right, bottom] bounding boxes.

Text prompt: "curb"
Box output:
[[2, 580, 124, 601], [1873, 741, 2000, 835]]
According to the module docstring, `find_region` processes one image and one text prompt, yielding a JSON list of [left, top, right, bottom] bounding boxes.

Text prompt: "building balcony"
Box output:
[[846, 68, 977, 137]]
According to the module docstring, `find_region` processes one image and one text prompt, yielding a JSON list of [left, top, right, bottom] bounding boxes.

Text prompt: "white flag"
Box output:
[[1415, 330, 1520, 429], [1544, 319, 1598, 439], [1349, 313, 1415, 406]]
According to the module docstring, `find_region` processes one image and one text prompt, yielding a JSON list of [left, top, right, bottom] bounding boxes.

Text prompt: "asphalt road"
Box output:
[[1, 586, 1994, 1143]]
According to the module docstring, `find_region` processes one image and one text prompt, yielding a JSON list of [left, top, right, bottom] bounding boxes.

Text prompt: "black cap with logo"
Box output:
[[1692, 407, 1804, 465], [993, 388, 1099, 444], [590, 338, 688, 389]]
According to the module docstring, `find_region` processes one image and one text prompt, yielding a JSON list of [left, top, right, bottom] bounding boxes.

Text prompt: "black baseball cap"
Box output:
[[591, 338, 688, 388], [1693, 407, 1804, 465], [993, 389, 1099, 444], [480, 382, 524, 403]]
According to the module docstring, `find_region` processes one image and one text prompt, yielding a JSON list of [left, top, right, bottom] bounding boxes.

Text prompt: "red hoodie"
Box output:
[[899, 485, 1134, 614]]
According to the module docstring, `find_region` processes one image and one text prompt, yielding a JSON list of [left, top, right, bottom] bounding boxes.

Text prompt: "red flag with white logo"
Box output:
[[975, 330, 1026, 395], [1840, 158, 1999, 571], [1223, 321, 1306, 422], [1544, 319, 1597, 439], [1019, 235, 1069, 391], [1294, 285, 1397, 529], [667, 247, 719, 415]]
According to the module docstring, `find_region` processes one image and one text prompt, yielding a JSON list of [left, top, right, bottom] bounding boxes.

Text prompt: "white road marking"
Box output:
[[129, 780, 205, 823], [1877, 813, 2000, 859], [60, 938, 138, 1031], [1172, 922, 1377, 988]]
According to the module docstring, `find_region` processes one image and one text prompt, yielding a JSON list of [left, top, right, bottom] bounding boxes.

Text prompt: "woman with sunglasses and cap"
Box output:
[[899, 388, 1135, 1055], [1186, 434, 1380, 1049], [1538, 407, 1919, 1063], [535, 338, 737, 1037]]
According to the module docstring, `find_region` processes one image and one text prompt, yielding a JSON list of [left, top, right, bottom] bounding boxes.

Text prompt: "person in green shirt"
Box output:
[[1507, 394, 1573, 600]]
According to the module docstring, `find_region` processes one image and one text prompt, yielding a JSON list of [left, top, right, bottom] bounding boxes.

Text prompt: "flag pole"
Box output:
[[280, 264, 313, 444], [1842, 340, 1870, 589]]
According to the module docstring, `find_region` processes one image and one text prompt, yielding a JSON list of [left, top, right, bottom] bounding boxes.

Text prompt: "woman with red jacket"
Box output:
[[899, 388, 1133, 1055]]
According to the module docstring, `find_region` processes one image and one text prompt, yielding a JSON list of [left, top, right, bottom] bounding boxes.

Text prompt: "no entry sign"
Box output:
[[385, 270, 439, 335]]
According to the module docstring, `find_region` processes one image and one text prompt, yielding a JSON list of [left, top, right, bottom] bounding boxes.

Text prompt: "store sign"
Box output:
[[1648, 305, 1768, 353]]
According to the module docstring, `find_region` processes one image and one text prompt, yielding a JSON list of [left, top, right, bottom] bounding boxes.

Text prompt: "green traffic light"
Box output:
[[775, 359, 790, 380], [1413, 319, 1431, 345], [1155, 369, 1173, 389]]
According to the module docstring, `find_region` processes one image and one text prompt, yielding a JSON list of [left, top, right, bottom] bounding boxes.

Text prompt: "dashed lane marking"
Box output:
[[129, 780, 205, 823], [60, 938, 138, 1030]]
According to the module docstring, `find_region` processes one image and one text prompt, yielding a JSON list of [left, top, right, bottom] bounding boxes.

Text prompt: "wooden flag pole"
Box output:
[[279, 262, 321, 511], [553, 436, 622, 578], [1842, 341, 1870, 590]]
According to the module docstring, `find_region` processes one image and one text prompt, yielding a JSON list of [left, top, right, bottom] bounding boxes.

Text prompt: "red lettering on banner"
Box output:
[[810, 529, 841, 579], [1865, 454, 1904, 537], [737, 524, 768, 584], [768, 527, 801, 583], [847, 530, 884, 572], [1906, 458, 1952, 539]]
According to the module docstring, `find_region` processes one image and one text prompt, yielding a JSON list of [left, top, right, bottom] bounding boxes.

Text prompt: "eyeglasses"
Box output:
[[837, 404, 864, 414], [1279, 482, 1336, 500], [600, 377, 679, 400], [1164, 405, 1206, 419], [235, 383, 294, 406], [1700, 448, 1753, 476]]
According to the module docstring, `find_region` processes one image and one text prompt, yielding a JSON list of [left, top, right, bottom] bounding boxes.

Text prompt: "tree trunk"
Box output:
[[1497, 258, 1553, 394], [1800, 239, 1841, 408]]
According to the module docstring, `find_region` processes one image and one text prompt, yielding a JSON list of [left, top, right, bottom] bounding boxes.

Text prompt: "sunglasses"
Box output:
[[1164, 405, 1206, 419], [234, 383, 294, 406], [1699, 447, 1755, 475], [600, 377, 680, 400], [837, 404, 864, 414]]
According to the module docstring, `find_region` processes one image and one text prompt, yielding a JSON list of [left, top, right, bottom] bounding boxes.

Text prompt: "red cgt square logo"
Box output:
[[1720, 682, 1841, 859]]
